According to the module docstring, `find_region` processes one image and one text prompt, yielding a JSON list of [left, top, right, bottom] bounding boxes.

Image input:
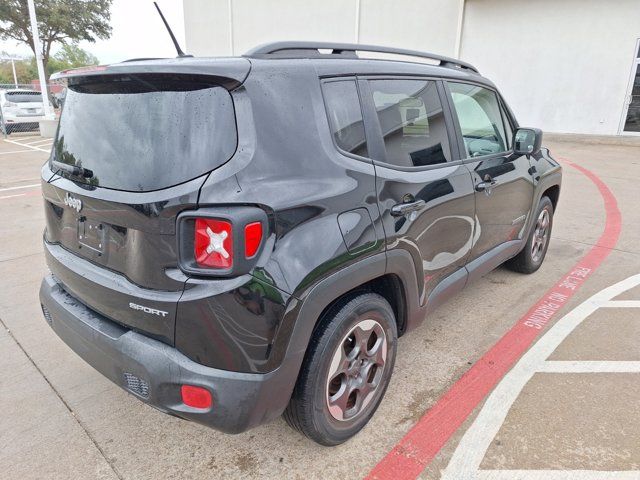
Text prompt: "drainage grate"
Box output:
[[123, 373, 150, 398], [41, 304, 53, 325]]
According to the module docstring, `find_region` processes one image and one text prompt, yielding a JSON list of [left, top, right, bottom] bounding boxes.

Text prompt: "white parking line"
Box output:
[[25, 142, 53, 149], [539, 360, 640, 373], [477, 470, 640, 480], [0, 149, 45, 155], [0, 184, 40, 192], [3, 138, 51, 153], [0, 193, 26, 200], [601, 300, 640, 308], [442, 273, 640, 480], [22, 138, 53, 146]]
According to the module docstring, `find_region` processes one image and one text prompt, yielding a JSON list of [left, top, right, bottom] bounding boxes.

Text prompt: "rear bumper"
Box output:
[[39, 274, 292, 433], [4, 114, 45, 121]]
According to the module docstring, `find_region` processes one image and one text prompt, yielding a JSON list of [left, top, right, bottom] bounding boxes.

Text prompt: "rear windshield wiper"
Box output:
[[51, 160, 94, 179]]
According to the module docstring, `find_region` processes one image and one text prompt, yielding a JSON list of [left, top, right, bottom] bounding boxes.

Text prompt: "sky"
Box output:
[[0, 0, 185, 64]]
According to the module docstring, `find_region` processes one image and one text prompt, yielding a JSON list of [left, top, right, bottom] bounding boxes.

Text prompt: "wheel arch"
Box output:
[[270, 250, 424, 417], [542, 184, 560, 211], [525, 169, 562, 240], [311, 272, 409, 341]]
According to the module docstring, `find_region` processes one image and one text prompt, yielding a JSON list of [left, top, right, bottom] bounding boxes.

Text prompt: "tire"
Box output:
[[284, 292, 398, 446], [506, 196, 554, 274]]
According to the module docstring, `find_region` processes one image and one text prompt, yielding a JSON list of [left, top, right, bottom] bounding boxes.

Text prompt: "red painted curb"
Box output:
[[367, 159, 621, 480]]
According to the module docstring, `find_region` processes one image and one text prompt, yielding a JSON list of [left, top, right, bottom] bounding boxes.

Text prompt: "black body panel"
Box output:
[[44, 242, 181, 345], [41, 172, 203, 344], [41, 172, 201, 289], [176, 273, 291, 373]]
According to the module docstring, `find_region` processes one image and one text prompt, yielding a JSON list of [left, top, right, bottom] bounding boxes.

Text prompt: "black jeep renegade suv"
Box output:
[[40, 42, 561, 445]]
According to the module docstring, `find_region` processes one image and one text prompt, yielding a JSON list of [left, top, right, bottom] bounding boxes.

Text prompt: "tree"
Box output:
[[0, 59, 27, 84], [54, 42, 98, 68], [0, 44, 98, 84], [43, 43, 99, 77], [0, 0, 112, 78]]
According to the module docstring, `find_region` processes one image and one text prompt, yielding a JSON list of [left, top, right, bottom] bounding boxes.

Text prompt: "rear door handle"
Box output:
[[391, 199, 425, 217], [475, 174, 497, 192]]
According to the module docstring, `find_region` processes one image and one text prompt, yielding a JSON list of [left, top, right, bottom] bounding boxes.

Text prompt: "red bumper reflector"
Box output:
[[181, 385, 212, 409], [244, 221, 263, 258]]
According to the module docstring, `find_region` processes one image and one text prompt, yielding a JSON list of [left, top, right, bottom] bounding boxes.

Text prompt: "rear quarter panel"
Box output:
[[182, 61, 383, 372]]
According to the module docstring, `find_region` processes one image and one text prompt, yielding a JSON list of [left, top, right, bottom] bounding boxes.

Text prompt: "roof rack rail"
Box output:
[[244, 41, 479, 73], [121, 57, 164, 63]]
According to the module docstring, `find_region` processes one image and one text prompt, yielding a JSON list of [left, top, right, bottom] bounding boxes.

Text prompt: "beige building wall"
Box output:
[[183, 0, 640, 136], [183, 0, 231, 56], [357, 0, 462, 56], [183, 0, 462, 57], [460, 0, 640, 135]]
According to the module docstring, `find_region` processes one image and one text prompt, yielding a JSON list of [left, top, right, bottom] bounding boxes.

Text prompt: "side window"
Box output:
[[322, 80, 368, 158], [369, 79, 451, 168], [448, 82, 508, 158]]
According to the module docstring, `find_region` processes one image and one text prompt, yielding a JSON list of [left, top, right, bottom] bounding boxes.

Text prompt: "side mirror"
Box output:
[[513, 127, 543, 156]]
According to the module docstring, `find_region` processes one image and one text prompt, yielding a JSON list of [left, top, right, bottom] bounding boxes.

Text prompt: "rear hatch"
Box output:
[[42, 62, 248, 344]]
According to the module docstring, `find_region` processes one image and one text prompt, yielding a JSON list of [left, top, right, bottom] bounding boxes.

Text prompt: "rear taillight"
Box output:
[[194, 218, 233, 269], [178, 207, 268, 277], [244, 221, 263, 258]]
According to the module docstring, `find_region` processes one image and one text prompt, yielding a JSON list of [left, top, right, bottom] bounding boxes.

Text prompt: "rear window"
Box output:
[[322, 80, 368, 158], [52, 74, 237, 191], [6, 91, 43, 103]]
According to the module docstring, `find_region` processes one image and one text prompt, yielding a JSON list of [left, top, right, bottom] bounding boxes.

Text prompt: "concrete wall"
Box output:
[[183, 0, 640, 136], [183, 0, 462, 57], [357, 0, 462, 56], [183, 0, 231, 56], [460, 0, 640, 135]]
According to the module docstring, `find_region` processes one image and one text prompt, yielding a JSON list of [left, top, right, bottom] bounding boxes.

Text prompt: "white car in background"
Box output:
[[0, 89, 52, 133]]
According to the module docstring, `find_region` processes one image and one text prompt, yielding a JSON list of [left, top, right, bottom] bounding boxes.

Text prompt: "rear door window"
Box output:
[[447, 82, 508, 158], [322, 80, 369, 158], [368, 79, 452, 168], [52, 74, 237, 192]]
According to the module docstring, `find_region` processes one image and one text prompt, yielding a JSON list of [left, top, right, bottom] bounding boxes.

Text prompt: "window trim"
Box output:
[[320, 77, 373, 163], [444, 79, 516, 164], [496, 91, 518, 149], [499, 99, 514, 150], [357, 74, 464, 172]]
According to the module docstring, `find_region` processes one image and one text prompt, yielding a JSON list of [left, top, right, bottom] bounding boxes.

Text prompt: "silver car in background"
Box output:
[[0, 89, 51, 134]]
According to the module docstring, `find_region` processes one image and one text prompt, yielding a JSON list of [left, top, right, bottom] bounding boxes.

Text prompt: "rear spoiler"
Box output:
[[50, 57, 252, 91]]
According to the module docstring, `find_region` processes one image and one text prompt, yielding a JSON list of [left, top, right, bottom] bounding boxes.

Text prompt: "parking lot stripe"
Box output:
[[366, 159, 622, 480], [0, 183, 40, 192], [476, 470, 640, 480], [601, 300, 640, 308], [3, 138, 51, 153], [0, 193, 26, 200], [22, 138, 52, 145], [0, 149, 45, 155], [539, 360, 640, 373]]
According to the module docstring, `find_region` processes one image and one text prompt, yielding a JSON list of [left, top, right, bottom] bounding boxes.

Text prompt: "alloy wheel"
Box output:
[[531, 208, 550, 263], [325, 319, 388, 421]]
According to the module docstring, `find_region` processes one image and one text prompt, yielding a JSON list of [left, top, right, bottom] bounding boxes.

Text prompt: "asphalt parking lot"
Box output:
[[1, 135, 639, 480]]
